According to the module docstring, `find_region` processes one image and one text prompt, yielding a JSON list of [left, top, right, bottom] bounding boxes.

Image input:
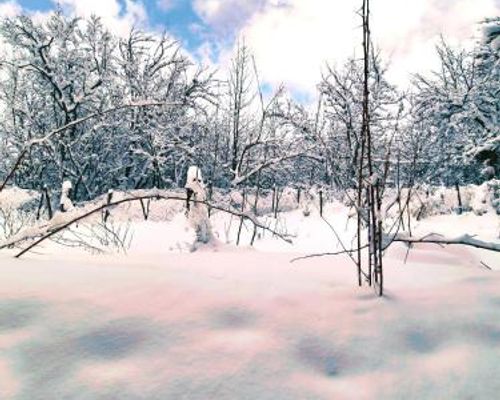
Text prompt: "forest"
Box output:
[[0, 2, 499, 399], [0, 13, 498, 199]]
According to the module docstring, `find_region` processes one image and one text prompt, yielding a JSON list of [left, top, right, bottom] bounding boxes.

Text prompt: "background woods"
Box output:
[[0, 13, 498, 203]]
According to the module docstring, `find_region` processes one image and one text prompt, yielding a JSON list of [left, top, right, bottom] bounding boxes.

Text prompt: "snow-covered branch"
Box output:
[[390, 233, 500, 252], [232, 149, 316, 186], [0, 189, 293, 257]]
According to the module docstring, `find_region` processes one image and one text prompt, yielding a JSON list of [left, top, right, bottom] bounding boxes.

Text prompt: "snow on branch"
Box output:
[[0, 101, 182, 193], [0, 189, 293, 258], [291, 232, 500, 265], [232, 149, 315, 186], [389, 233, 500, 252]]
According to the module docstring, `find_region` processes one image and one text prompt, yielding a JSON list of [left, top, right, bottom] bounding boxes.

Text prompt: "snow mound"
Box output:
[[0, 186, 38, 211]]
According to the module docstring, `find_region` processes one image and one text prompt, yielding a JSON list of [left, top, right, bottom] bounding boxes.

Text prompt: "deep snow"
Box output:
[[0, 195, 499, 399]]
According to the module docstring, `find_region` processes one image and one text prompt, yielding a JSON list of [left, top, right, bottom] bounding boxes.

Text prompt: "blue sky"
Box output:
[[1, 0, 498, 103], [16, 0, 51, 11], [15, 0, 216, 53]]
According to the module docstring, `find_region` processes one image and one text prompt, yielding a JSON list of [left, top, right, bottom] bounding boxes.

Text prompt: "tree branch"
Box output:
[[390, 233, 500, 252], [0, 190, 293, 257]]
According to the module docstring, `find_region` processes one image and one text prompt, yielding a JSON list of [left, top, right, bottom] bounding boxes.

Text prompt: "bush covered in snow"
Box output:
[[393, 181, 500, 220], [0, 187, 39, 240]]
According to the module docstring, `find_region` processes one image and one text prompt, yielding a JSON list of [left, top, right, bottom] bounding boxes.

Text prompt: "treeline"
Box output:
[[0, 12, 498, 201]]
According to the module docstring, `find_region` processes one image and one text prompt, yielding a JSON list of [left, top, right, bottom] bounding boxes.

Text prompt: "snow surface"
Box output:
[[0, 196, 499, 399]]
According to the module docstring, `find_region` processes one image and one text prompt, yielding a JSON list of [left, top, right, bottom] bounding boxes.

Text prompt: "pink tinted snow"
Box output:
[[0, 241, 499, 399]]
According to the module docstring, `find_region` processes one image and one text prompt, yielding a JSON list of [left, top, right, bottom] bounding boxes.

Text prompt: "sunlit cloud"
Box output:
[[192, 0, 499, 98], [0, 0, 22, 18]]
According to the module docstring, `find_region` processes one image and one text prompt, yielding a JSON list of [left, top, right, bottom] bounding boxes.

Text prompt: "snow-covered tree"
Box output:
[[411, 28, 499, 184], [0, 12, 215, 198], [319, 53, 403, 190]]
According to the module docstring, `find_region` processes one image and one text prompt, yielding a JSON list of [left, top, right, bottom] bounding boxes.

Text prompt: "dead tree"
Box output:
[[356, 0, 384, 295]]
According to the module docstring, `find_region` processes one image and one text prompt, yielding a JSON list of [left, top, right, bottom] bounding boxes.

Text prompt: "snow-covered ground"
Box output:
[[0, 196, 499, 399]]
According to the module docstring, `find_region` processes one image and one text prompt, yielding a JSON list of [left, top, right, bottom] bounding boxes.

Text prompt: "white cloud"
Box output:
[[0, 0, 22, 18], [194, 0, 499, 97], [122, 0, 148, 26], [193, 0, 266, 34], [373, 0, 499, 87], [54, 0, 148, 36], [2, 0, 497, 101], [57, 0, 121, 19], [242, 0, 357, 96]]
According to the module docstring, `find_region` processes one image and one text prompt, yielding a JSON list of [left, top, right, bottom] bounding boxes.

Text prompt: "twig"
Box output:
[[291, 244, 369, 263], [480, 261, 492, 270], [320, 215, 360, 267]]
